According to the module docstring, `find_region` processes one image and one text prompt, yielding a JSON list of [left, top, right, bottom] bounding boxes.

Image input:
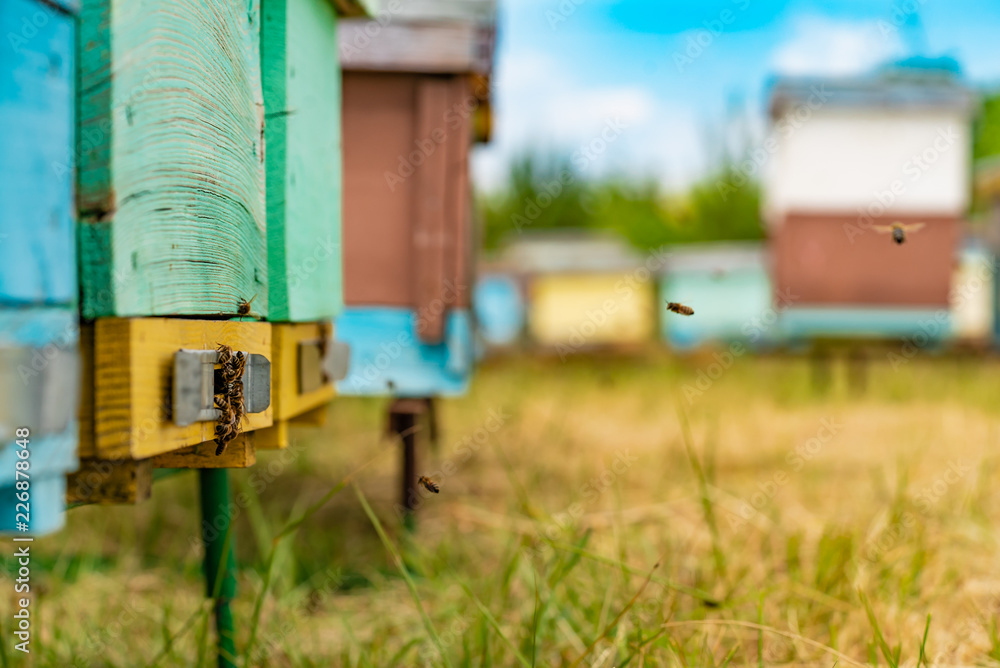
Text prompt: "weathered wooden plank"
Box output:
[[335, 307, 472, 396], [338, 21, 493, 74], [379, 0, 494, 22], [150, 435, 255, 468], [412, 78, 451, 343], [77, 0, 267, 318], [0, 0, 76, 305], [67, 458, 152, 505], [341, 73, 473, 310], [271, 322, 336, 421], [86, 318, 272, 459], [261, 0, 343, 322]]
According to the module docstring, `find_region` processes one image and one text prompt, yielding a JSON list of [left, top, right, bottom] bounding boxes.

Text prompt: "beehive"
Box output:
[[501, 232, 658, 353], [659, 243, 773, 350], [764, 59, 974, 335], [0, 0, 80, 534], [336, 0, 496, 397]]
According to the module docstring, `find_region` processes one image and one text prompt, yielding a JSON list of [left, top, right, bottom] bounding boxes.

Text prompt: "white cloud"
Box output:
[[472, 48, 701, 193], [771, 16, 905, 77]]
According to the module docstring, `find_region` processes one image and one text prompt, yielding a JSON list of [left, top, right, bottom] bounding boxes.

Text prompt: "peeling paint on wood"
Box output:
[[77, 0, 267, 317]]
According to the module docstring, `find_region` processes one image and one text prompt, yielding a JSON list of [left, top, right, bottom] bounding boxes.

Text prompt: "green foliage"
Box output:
[[478, 155, 765, 252], [974, 90, 1000, 162]]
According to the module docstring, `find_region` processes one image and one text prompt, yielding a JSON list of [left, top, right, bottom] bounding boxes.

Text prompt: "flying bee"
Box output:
[[665, 301, 695, 316], [872, 221, 925, 245], [417, 476, 440, 494]]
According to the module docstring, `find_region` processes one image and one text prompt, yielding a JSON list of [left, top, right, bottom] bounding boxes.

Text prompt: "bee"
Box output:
[[216, 343, 233, 367], [417, 476, 440, 494], [872, 221, 925, 245], [236, 295, 258, 319], [665, 301, 695, 316]]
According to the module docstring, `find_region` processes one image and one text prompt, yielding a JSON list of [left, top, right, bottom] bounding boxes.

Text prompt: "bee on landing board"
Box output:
[[665, 301, 694, 316], [235, 295, 260, 319], [872, 222, 925, 245], [417, 476, 440, 494]]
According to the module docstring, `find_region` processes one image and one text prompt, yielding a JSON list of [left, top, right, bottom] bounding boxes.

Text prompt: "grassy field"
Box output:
[[5, 351, 1000, 666]]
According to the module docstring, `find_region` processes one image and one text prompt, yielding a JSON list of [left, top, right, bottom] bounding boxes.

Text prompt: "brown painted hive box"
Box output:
[[771, 213, 962, 307], [339, 0, 495, 343], [763, 62, 975, 308]]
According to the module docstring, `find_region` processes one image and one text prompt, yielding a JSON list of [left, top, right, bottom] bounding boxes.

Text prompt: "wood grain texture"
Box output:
[[150, 434, 255, 468], [87, 318, 272, 459], [261, 0, 343, 322], [77, 0, 268, 318], [67, 458, 152, 505], [0, 0, 76, 305], [271, 322, 335, 421], [341, 73, 473, 311]]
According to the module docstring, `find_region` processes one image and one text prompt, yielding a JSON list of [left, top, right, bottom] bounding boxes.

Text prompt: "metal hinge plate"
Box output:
[[172, 349, 271, 427]]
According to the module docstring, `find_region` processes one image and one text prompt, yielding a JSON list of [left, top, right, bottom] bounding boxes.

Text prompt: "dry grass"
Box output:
[[5, 351, 1000, 666]]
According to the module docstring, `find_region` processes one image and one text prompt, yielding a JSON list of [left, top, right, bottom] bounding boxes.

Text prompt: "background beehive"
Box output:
[[0, 0, 80, 535]]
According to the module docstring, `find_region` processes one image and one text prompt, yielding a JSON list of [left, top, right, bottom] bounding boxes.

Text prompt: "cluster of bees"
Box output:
[[214, 343, 248, 456]]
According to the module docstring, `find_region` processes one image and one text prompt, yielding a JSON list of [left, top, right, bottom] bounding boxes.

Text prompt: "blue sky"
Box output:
[[471, 0, 1000, 193]]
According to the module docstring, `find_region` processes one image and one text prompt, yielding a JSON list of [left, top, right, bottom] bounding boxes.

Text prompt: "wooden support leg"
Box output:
[[847, 347, 868, 396], [810, 347, 832, 395], [388, 398, 429, 532]]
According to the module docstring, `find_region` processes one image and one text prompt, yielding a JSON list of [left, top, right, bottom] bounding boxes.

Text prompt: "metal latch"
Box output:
[[172, 349, 271, 427], [297, 338, 350, 394]]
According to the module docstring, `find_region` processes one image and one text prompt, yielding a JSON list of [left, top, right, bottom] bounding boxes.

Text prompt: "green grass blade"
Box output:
[[355, 485, 452, 668]]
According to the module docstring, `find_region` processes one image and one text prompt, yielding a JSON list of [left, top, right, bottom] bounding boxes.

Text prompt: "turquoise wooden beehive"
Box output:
[[0, 0, 80, 535], [261, 0, 374, 322], [77, 0, 268, 318]]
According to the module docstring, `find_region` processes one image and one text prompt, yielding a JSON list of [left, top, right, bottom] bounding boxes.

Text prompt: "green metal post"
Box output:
[[199, 469, 237, 668]]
